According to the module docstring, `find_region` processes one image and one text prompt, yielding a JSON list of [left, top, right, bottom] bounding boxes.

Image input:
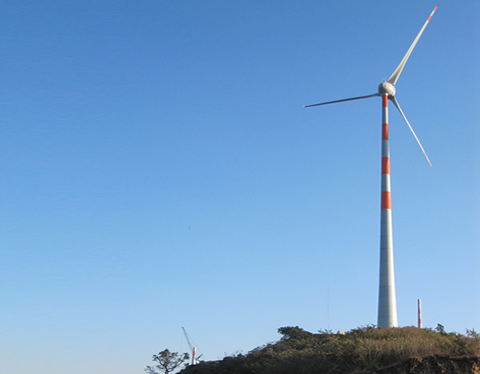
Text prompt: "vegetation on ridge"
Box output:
[[179, 325, 480, 374]]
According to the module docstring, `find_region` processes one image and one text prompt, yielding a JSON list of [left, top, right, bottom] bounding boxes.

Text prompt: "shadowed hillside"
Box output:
[[180, 326, 480, 374]]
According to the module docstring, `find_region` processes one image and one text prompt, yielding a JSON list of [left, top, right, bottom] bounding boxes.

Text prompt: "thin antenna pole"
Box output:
[[327, 286, 330, 331], [418, 299, 422, 328]]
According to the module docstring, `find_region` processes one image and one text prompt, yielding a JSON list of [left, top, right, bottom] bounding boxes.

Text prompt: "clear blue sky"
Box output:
[[1, 1, 479, 373]]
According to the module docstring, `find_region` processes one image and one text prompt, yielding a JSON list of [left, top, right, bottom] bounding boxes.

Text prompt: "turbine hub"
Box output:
[[378, 81, 396, 97]]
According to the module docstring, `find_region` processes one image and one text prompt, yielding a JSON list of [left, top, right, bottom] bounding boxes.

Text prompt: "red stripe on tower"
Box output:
[[382, 96, 389, 140], [382, 95, 388, 107], [382, 123, 389, 140], [382, 157, 390, 175], [381, 191, 391, 210]]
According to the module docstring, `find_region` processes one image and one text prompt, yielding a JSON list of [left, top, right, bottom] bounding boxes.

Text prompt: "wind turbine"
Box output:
[[305, 6, 438, 328], [182, 327, 202, 365]]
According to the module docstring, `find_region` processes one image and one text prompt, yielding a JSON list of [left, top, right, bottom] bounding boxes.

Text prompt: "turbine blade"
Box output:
[[391, 97, 432, 167], [304, 93, 379, 108], [387, 5, 438, 86]]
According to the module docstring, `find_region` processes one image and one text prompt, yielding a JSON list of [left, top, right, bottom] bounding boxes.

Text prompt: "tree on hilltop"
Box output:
[[145, 349, 189, 374]]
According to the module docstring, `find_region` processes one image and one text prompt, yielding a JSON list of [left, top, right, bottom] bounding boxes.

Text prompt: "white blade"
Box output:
[[391, 97, 432, 167], [304, 93, 379, 108], [387, 5, 438, 86]]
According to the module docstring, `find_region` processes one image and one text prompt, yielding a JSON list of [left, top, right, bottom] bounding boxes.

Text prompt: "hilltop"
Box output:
[[179, 326, 480, 374]]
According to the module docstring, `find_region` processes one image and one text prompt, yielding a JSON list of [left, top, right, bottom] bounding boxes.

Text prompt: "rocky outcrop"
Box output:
[[369, 355, 480, 374]]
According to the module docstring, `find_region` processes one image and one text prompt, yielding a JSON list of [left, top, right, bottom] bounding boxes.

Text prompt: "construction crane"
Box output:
[[182, 327, 202, 365]]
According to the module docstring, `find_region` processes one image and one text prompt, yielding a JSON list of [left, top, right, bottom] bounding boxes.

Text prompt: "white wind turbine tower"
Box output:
[[305, 6, 438, 328]]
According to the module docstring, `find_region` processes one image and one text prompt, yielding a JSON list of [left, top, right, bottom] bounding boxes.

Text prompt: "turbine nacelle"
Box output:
[[378, 81, 396, 97]]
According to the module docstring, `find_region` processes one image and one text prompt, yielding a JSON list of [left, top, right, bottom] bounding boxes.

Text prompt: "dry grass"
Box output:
[[181, 326, 480, 374]]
